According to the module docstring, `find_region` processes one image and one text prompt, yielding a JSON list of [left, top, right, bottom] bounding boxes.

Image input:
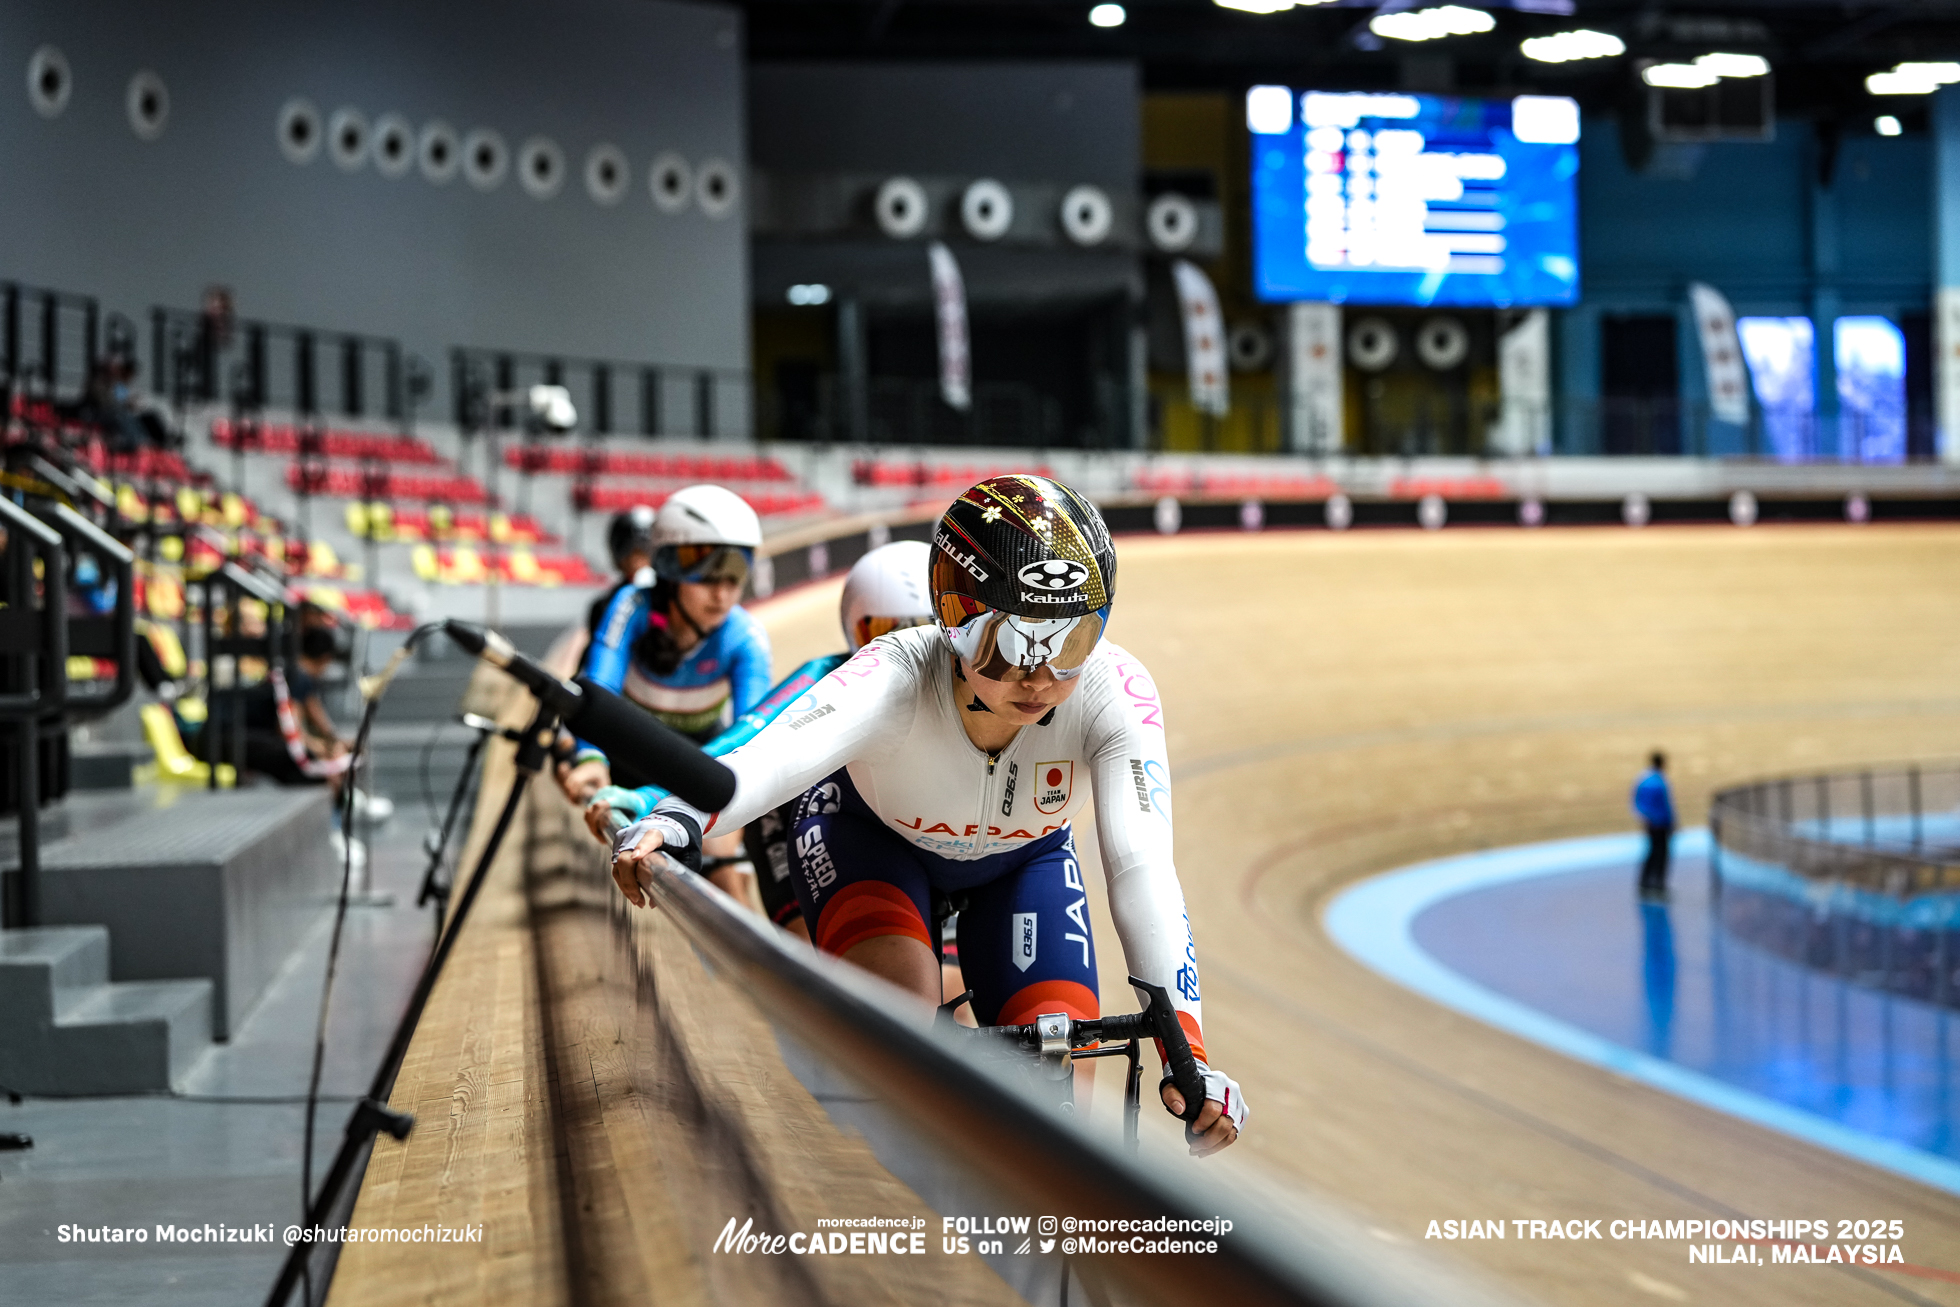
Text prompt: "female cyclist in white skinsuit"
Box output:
[[611, 475, 1247, 1156]]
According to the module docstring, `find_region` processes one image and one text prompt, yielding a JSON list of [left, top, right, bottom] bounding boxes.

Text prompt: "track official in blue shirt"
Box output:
[[1632, 751, 1675, 899]]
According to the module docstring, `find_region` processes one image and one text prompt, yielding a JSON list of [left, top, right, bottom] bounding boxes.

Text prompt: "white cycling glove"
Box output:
[[1162, 1063, 1249, 1133], [612, 813, 692, 860]]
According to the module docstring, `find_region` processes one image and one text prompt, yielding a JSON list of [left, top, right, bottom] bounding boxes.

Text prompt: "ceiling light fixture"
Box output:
[[1642, 63, 1719, 89], [1695, 52, 1768, 77], [1866, 62, 1960, 95], [1369, 5, 1495, 43], [1520, 30, 1624, 63], [1089, 3, 1126, 26], [1874, 114, 1903, 135]]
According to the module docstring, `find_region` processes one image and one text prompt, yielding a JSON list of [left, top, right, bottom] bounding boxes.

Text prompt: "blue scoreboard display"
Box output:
[[1248, 88, 1581, 308]]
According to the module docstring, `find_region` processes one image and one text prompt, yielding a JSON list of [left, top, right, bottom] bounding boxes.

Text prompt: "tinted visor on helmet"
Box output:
[[938, 594, 1106, 683], [853, 613, 932, 649], [661, 543, 753, 586]]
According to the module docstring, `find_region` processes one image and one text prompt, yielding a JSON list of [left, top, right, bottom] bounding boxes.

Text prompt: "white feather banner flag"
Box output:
[[1172, 259, 1229, 418], [928, 241, 971, 413]]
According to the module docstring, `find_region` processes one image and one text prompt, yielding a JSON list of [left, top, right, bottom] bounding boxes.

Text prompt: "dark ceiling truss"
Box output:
[[738, 0, 1960, 119]]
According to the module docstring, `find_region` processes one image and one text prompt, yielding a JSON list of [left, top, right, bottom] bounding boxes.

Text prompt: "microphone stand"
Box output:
[[265, 695, 559, 1307], [414, 712, 509, 940]]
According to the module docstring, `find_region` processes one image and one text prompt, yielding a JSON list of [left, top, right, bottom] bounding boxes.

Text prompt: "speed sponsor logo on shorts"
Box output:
[[795, 825, 837, 891]]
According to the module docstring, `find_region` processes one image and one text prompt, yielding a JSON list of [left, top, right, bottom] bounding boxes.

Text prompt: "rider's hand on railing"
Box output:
[[557, 758, 609, 807], [1161, 1063, 1247, 1159], [583, 796, 618, 846], [610, 820, 667, 908]]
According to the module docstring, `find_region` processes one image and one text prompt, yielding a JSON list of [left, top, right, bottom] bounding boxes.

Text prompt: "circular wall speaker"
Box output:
[[1845, 492, 1871, 523], [1145, 193, 1199, 253], [125, 70, 168, 140], [649, 152, 691, 213], [696, 158, 738, 218], [1347, 316, 1398, 372], [1417, 493, 1448, 531], [418, 121, 458, 183], [1519, 498, 1545, 527], [463, 128, 507, 190], [1622, 492, 1651, 528], [27, 46, 70, 119], [518, 136, 564, 199], [277, 98, 321, 163], [874, 176, 928, 238], [585, 144, 628, 204], [1728, 489, 1758, 527], [371, 113, 413, 178], [328, 107, 368, 171], [1227, 321, 1274, 373], [961, 179, 1013, 241], [1414, 315, 1469, 370], [1059, 184, 1112, 246]]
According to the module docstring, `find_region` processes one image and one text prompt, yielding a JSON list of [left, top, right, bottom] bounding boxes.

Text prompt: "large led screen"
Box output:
[[1249, 88, 1581, 308]]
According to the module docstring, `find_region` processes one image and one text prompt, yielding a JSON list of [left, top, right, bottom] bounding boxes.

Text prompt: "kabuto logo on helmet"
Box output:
[[1016, 559, 1088, 592]]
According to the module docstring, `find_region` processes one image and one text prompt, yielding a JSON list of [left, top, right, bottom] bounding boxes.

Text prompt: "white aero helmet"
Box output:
[[841, 539, 933, 651], [652, 484, 763, 584]]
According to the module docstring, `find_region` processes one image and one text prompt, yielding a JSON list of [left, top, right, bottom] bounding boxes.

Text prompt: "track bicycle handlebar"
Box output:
[[960, 978, 1208, 1128]]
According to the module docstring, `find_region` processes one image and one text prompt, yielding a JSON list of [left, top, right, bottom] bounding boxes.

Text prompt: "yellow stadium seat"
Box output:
[[139, 703, 235, 788], [410, 544, 439, 582]]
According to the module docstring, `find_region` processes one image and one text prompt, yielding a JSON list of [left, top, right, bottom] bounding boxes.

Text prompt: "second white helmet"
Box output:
[[653, 484, 763, 584], [841, 540, 933, 651]]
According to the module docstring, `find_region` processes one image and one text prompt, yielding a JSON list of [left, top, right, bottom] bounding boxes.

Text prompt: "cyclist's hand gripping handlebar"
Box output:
[[1130, 975, 1206, 1128]]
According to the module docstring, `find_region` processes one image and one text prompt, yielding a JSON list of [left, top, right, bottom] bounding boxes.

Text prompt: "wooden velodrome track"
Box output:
[[334, 523, 1960, 1307]]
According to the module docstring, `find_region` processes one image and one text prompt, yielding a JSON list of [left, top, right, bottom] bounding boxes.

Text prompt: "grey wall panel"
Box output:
[[750, 62, 1137, 192], [0, 0, 748, 383]]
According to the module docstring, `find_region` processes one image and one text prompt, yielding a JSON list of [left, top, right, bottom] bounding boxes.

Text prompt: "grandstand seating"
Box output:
[[1130, 466, 1340, 498], [283, 465, 489, 504], [344, 504, 553, 545], [851, 458, 1052, 489], [210, 420, 443, 465], [503, 446, 793, 481], [573, 484, 824, 516], [408, 544, 603, 587]]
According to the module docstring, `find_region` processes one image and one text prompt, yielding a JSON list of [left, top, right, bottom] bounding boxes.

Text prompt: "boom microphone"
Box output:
[[442, 620, 736, 811]]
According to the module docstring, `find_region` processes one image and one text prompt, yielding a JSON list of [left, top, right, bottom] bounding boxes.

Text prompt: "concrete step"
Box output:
[[0, 926, 110, 1020], [0, 926, 214, 1093]]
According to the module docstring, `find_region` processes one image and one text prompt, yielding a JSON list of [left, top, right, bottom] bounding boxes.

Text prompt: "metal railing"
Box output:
[[149, 306, 422, 427], [449, 346, 748, 441], [1710, 765, 1960, 1006], [597, 841, 1514, 1307], [2, 282, 102, 406]]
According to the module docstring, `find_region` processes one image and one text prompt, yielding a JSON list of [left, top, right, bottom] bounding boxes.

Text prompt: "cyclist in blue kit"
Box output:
[[559, 484, 774, 807], [610, 475, 1247, 1156], [587, 540, 937, 937]]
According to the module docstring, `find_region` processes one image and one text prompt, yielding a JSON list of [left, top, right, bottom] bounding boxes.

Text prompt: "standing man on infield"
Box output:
[[1632, 751, 1675, 899]]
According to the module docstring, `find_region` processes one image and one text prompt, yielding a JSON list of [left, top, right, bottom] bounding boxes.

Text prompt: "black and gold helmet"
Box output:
[[930, 474, 1116, 682]]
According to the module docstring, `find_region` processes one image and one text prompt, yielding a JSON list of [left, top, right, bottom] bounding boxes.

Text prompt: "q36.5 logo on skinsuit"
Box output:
[[1016, 559, 1089, 592]]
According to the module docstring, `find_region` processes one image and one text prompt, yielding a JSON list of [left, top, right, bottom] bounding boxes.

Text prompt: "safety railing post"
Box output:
[[1861, 770, 1874, 846], [342, 336, 363, 419], [592, 365, 611, 435], [296, 331, 317, 416], [1910, 764, 1922, 850]]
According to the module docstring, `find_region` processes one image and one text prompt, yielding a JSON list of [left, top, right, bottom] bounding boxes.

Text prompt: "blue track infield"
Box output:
[[1324, 831, 1960, 1196]]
